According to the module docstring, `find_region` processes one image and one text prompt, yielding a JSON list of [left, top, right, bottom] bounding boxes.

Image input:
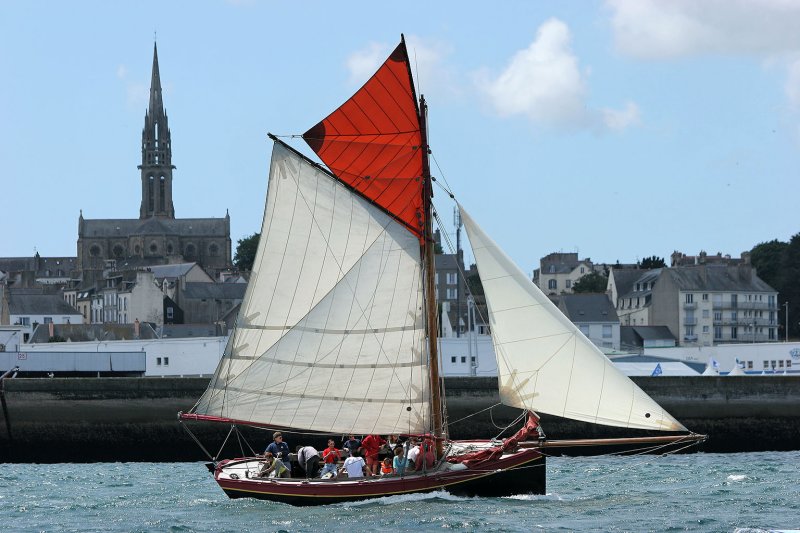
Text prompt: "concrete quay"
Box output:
[[1, 376, 798, 462]]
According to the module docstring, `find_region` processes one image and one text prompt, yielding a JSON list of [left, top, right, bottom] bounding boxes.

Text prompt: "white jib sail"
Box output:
[[194, 143, 430, 435], [460, 206, 686, 431]]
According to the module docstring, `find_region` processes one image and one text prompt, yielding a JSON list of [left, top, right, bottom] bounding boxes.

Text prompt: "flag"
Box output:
[[651, 363, 663, 377]]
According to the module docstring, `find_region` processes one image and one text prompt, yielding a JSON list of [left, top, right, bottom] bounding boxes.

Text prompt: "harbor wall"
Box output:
[[1, 376, 798, 462]]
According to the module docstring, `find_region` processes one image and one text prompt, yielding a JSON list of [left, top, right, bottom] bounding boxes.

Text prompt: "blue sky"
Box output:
[[1, 0, 798, 273]]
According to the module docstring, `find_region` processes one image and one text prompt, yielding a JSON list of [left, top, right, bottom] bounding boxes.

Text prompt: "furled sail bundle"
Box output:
[[460, 206, 686, 431], [193, 143, 429, 435]]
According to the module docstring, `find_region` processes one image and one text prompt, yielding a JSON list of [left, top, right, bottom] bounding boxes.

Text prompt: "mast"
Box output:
[[420, 95, 444, 446]]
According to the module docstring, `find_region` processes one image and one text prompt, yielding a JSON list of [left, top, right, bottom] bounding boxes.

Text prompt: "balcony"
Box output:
[[683, 317, 698, 325], [683, 334, 699, 342], [683, 302, 697, 310]]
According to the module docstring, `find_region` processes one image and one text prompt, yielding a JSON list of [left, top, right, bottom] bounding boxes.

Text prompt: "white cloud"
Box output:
[[345, 36, 458, 99], [602, 101, 641, 131], [607, 0, 800, 59], [346, 42, 390, 85], [477, 18, 637, 132], [786, 59, 800, 110]]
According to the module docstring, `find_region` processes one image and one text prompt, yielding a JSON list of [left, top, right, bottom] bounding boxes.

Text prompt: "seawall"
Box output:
[[1, 376, 798, 462]]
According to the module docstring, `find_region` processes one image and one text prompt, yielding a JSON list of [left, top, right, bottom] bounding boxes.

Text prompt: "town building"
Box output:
[[555, 293, 620, 351], [533, 252, 594, 295], [611, 264, 778, 347], [3, 288, 82, 343]]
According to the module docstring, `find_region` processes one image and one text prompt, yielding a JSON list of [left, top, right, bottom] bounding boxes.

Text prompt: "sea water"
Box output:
[[2, 452, 798, 532]]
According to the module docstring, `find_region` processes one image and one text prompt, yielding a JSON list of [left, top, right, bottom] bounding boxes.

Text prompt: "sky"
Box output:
[[1, 0, 799, 273]]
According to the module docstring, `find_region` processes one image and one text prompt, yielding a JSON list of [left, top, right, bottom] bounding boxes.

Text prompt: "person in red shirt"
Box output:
[[320, 438, 341, 478], [415, 437, 436, 472], [359, 434, 386, 475]]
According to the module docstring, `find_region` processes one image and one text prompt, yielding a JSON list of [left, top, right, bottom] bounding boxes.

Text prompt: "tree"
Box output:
[[750, 239, 787, 291], [780, 233, 800, 339], [572, 271, 608, 293], [234, 232, 260, 271], [638, 256, 666, 269]]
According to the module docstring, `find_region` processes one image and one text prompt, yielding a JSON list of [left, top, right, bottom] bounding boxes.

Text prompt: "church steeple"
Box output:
[[138, 41, 175, 219]]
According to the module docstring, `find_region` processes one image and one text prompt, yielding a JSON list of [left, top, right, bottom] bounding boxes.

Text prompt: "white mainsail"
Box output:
[[460, 206, 686, 431], [194, 143, 430, 435]]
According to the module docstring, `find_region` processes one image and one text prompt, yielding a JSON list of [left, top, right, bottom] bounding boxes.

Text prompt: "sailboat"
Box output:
[[179, 36, 704, 506]]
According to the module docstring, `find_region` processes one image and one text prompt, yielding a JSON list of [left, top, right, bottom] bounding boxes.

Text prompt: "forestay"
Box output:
[[460, 206, 686, 431], [193, 143, 430, 435]]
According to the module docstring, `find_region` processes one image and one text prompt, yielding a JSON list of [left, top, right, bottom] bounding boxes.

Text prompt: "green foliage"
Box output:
[[750, 239, 787, 291], [572, 271, 608, 293], [749, 235, 800, 339], [48, 335, 66, 343], [233, 232, 260, 271], [638, 256, 666, 269], [466, 271, 484, 296]]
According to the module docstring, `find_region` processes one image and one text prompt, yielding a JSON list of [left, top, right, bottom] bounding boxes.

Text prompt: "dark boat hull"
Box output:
[[215, 448, 545, 506]]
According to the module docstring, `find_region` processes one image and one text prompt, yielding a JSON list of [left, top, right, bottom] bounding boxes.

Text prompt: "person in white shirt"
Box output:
[[405, 438, 420, 469], [341, 449, 369, 478]]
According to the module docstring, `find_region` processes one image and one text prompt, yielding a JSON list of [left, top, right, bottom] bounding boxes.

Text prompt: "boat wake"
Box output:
[[335, 490, 472, 507], [726, 474, 748, 482]]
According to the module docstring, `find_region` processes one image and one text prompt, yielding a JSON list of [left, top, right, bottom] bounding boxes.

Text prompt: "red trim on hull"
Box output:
[[213, 448, 544, 505]]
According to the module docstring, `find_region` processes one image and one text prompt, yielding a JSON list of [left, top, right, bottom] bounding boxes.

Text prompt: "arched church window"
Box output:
[[167, 243, 174, 254], [113, 245, 124, 258], [159, 177, 166, 212], [209, 243, 219, 257], [90, 245, 101, 257], [149, 242, 158, 254], [134, 245, 141, 255], [185, 243, 196, 257], [148, 176, 155, 212]]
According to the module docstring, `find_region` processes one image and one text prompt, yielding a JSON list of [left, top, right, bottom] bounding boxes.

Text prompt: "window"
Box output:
[[685, 293, 694, 304], [769, 328, 775, 340], [43, 317, 53, 324], [747, 361, 753, 369], [731, 294, 738, 308], [548, 279, 557, 290], [702, 309, 710, 318], [702, 293, 709, 301], [446, 288, 457, 299], [579, 325, 590, 336], [157, 357, 162, 366], [779, 360, 784, 368], [702, 325, 709, 333], [763, 361, 769, 369], [164, 357, 169, 366], [714, 311, 722, 321], [602, 325, 612, 338], [731, 327, 738, 339], [460, 356, 466, 363], [566, 280, 572, 289], [714, 326, 722, 339], [451, 356, 456, 363], [167, 307, 174, 319], [446, 273, 457, 285], [685, 326, 695, 336], [580, 267, 585, 274]]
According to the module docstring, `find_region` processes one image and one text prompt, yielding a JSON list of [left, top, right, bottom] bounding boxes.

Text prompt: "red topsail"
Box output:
[[303, 39, 424, 238]]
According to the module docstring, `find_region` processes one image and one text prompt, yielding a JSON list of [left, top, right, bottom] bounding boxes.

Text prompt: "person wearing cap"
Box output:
[[265, 431, 292, 475]]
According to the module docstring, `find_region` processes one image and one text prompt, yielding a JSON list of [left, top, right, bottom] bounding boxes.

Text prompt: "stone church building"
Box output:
[[77, 44, 232, 278]]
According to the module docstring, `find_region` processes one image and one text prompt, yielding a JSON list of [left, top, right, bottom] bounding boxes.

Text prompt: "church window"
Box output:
[[159, 177, 166, 212], [149, 242, 158, 253], [167, 243, 174, 254], [209, 243, 219, 257], [185, 244, 196, 257], [148, 176, 155, 212], [90, 245, 101, 257], [134, 245, 141, 255], [113, 245, 124, 258]]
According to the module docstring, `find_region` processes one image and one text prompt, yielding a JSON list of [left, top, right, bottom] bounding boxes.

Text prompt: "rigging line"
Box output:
[[446, 402, 503, 426], [430, 152, 456, 198]]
